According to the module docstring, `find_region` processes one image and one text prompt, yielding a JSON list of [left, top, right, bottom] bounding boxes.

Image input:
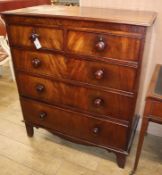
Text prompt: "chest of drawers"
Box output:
[[2, 5, 156, 168]]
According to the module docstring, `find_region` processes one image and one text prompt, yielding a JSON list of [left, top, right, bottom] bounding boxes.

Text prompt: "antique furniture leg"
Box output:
[[145, 118, 149, 136], [25, 123, 34, 137], [116, 153, 127, 168], [132, 117, 149, 173]]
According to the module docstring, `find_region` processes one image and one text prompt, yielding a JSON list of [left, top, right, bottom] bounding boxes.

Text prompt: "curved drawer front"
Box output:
[[12, 49, 137, 92], [21, 98, 128, 150], [8, 25, 63, 50], [17, 73, 135, 121], [67, 30, 141, 62]]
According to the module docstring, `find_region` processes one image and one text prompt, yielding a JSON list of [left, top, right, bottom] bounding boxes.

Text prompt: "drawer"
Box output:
[[12, 49, 137, 92], [17, 73, 135, 121], [21, 98, 129, 150], [67, 30, 141, 62], [149, 100, 162, 118], [8, 25, 63, 50]]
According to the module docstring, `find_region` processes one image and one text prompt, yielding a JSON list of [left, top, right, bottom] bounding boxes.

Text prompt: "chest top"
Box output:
[[1, 5, 156, 26]]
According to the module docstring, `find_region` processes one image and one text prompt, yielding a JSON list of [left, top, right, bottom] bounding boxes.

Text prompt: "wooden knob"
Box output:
[[94, 69, 104, 79], [94, 98, 104, 107], [32, 58, 41, 68], [30, 32, 39, 41], [95, 37, 106, 51], [39, 112, 47, 120], [36, 84, 45, 93], [93, 127, 99, 134]]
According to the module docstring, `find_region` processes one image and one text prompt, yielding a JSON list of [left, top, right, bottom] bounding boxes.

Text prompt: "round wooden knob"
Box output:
[[30, 33, 39, 41], [36, 84, 45, 93], [93, 127, 99, 134], [94, 69, 104, 79], [39, 112, 47, 120], [94, 98, 104, 107], [32, 58, 41, 68], [95, 37, 106, 51]]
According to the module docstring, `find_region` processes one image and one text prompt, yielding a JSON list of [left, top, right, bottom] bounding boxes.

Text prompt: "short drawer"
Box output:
[[8, 25, 63, 50], [17, 73, 135, 121], [12, 49, 137, 92], [149, 100, 162, 118], [67, 30, 141, 62], [21, 98, 129, 150]]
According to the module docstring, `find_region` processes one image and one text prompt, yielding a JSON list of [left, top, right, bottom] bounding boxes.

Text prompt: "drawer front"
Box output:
[[150, 100, 162, 118], [12, 49, 137, 92], [8, 25, 63, 50], [67, 30, 141, 62], [21, 98, 129, 150], [17, 73, 135, 121]]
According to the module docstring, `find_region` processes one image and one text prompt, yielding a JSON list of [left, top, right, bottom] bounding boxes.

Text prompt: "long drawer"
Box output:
[[67, 30, 142, 62], [21, 98, 129, 150], [12, 49, 137, 92], [8, 25, 64, 50], [17, 73, 135, 121]]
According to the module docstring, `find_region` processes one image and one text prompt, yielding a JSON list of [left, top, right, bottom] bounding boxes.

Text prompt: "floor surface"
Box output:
[[0, 67, 162, 175]]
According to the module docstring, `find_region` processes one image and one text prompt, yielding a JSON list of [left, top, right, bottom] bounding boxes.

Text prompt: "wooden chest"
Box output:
[[2, 5, 156, 168]]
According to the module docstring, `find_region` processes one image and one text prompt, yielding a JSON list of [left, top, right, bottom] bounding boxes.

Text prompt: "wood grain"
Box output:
[[12, 49, 138, 92], [3, 15, 147, 35], [67, 30, 142, 61], [2, 5, 156, 168], [21, 97, 129, 150], [1, 5, 157, 26], [17, 73, 135, 122], [8, 25, 64, 50]]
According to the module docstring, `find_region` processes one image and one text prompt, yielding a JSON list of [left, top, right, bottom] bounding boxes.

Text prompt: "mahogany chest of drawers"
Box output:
[[2, 5, 156, 168]]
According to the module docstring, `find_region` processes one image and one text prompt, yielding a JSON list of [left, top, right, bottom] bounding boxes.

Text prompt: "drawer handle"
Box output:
[[39, 112, 47, 120], [94, 69, 104, 79], [32, 58, 41, 68], [93, 127, 100, 134], [36, 84, 45, 93], [95, 36, 106, 51], [94, 98, 104, 107], [30, 32, 39, 42]]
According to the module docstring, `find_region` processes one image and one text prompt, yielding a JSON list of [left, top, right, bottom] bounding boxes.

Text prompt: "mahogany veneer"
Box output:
[[7, 25, 64, 50], [1, 5, 156, 168], [67, 30, 142, 61], [12, 49, 137, 92]]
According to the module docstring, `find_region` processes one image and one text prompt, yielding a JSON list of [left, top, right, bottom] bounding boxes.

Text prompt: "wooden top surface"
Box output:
[[1, 5, 157, 26], [147, 64, 162, 101]]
